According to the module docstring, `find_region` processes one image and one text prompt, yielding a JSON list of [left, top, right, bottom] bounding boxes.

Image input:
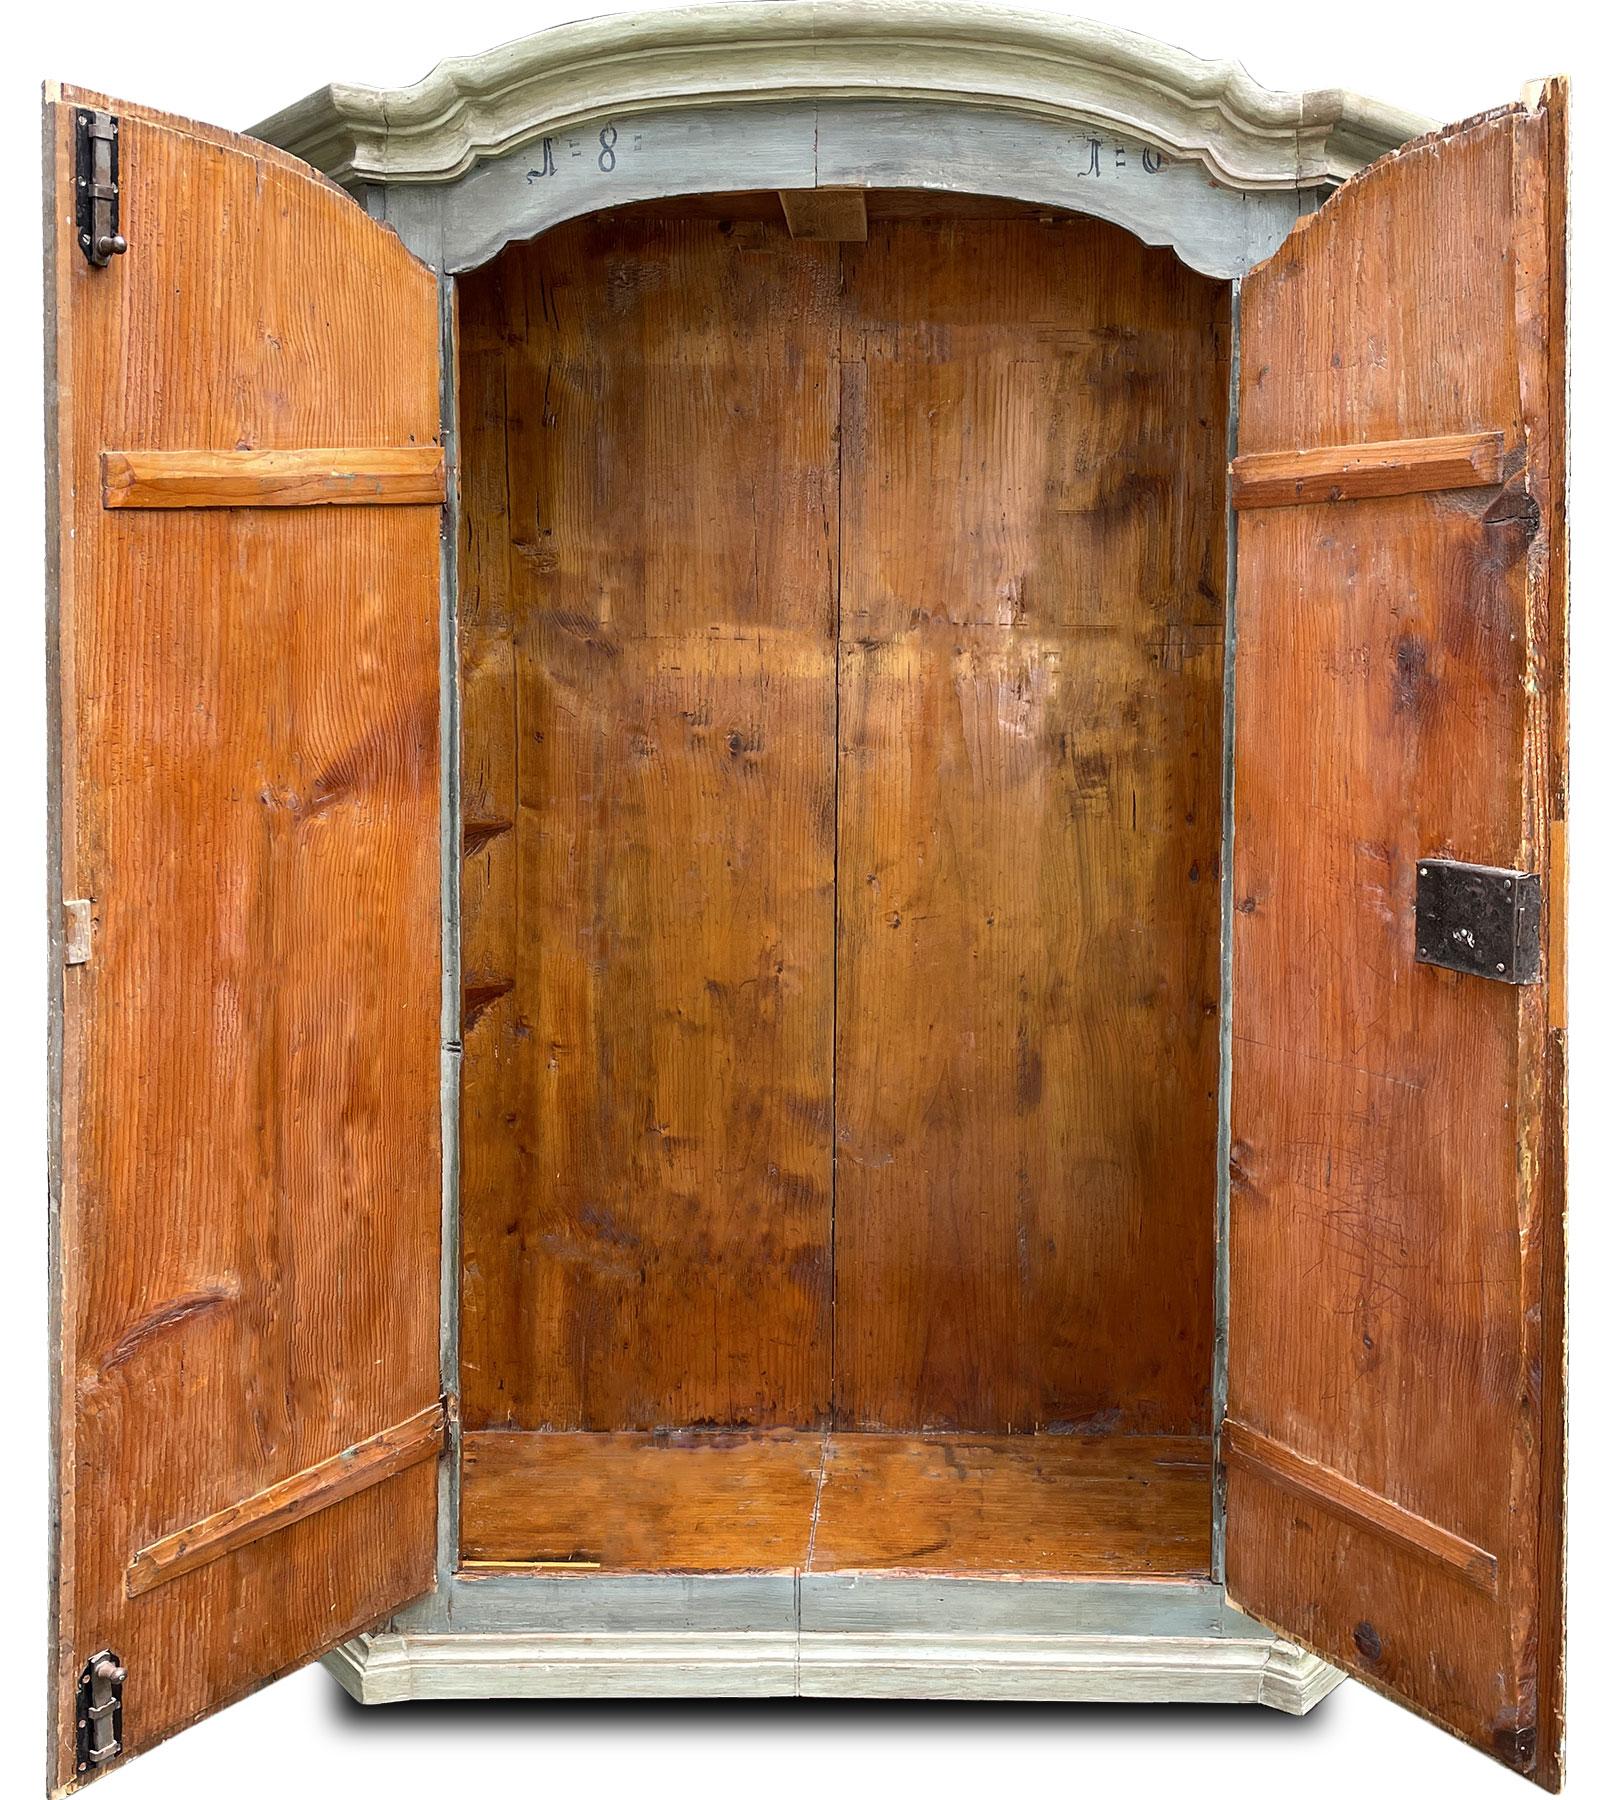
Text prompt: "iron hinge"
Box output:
[[76, 1650, 126, 1776], [75, 109, 127, 267], [1415, 858, 1542, 983]]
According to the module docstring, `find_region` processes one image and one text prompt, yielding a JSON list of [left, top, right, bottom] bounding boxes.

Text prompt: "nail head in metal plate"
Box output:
[[1414, 858, 1541, 984]]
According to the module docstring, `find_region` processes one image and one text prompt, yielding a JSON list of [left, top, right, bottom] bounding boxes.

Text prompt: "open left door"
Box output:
[[1226, 86, 1566, 1785], [46, 89, 445, 1790]]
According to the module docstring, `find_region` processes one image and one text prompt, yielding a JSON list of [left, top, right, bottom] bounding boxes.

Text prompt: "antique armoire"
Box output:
[[43, 3, 1569, 1792]]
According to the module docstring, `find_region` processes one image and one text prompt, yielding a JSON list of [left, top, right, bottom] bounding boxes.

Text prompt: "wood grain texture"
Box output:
[[459, 1429, 1211, 1577], [47, 90, 442, 1788], [810, 1432, 1211, 1576], [461, 1430, 824, 1570], [1227, 90, 1566, 1786], [1532, 80, 1569, 1796], [126, 1403, 446, 1597], [1230, 431, 1504, 509], [833, 216, 1228, 1433], [101, 445, 446, 508], [1220, 1421, 1497, 1596], [778, 188, 868, 241], [456, 217, 838, 1432]]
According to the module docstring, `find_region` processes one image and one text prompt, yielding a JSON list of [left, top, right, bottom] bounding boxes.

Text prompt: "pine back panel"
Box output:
[[458, 209, 1228, 1439]]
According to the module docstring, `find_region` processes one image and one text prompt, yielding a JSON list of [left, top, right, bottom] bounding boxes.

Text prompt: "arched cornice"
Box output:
[[253, 2, 1430, 193]]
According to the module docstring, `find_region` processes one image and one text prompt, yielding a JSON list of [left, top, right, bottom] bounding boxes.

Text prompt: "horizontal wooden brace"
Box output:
[[1230, 431, 1505, 509], [125, 1400, 447, 1597], [1221, 1419, 1499, 1595], [101, 445, 446, 509]]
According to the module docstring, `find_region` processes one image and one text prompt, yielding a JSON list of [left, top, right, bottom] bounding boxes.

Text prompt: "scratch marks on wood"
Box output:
[[93, 1284, 239, 1376], [1226, 91, 1564, 1773]]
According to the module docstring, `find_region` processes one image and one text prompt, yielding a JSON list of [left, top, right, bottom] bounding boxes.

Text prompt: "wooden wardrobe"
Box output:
[[44, 4, 1569, 1792]]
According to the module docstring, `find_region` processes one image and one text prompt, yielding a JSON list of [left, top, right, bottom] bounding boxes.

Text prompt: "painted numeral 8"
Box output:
[[598, 125, 618, 172]]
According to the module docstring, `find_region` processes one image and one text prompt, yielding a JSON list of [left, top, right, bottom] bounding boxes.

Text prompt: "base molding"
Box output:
[[324, 1627, 1343, 1713]]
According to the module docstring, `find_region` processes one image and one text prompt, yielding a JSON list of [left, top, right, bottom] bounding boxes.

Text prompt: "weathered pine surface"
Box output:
[[833, 216, 1229, 1433], [460, 1428, 1212, 1577], [48, 90, 443, 1788], [1226, 88, 1567, 1788], [458, 207, 1228, 1442], [456, 217, 839, 1431]]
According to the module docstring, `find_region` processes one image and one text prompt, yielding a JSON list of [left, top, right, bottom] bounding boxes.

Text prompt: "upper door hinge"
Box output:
[[75, 109, 127, 267]]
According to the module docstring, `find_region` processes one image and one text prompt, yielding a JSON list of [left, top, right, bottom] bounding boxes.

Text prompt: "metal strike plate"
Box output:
[[76, 1649, 126, 1775], [1415, 858, 1541, 983]]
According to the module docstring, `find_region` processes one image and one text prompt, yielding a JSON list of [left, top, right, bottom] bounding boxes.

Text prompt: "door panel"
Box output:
[[46, 89, 445, 1788], [1227, 87, 1566, 1785]]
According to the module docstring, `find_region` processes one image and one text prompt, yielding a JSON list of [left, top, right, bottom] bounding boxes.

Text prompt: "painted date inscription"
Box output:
[[528, 122, 640, 181], [525, 121, 1168, 186], [1079, 137, 1168, 177]]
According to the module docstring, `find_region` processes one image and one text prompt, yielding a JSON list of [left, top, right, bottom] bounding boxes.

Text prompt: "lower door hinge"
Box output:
[[76, 1650, 125, 1775], [75, 109, 127, 267]]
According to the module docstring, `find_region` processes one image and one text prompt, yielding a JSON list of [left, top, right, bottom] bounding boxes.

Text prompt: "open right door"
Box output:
[[1226, 86, 1567, 1785]]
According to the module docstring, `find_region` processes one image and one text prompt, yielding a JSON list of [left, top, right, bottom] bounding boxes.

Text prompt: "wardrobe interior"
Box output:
[[452, 190, 1231, 1580]]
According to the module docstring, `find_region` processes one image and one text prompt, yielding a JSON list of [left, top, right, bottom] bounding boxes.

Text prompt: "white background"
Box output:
[[0, 3, 1597, 1796]]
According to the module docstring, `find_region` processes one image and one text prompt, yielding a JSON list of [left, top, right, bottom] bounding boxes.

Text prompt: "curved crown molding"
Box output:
[[251, 2, 1432, 193]]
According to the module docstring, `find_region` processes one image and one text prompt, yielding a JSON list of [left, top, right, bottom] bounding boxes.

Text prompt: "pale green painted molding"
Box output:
[[253, 1, 1431, 192]]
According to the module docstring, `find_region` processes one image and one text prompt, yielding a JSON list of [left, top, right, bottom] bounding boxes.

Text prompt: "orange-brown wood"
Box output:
[[458, 206, 1228, 1455], [126, 1403, 447, 1598], [778, 188, 868, 241], [1227, 89, 1567, 1786], [460, 1430, 825, 1571], [455, 217, 839, 1433], [101, 445, 446, 508], [833, 217, 1228, 1433], [1532, 80, 1570, 1792], [1230, 431, 1504, 509], [459, 1429, 1211, 1577], [1220, 1420, 1498, 1596], [47, 89, 443, 1789], [810, 1432, 1211, 1576]]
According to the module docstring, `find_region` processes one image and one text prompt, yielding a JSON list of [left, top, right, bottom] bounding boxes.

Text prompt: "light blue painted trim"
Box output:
[[373, 97, 1304, 279], [1211, 277, 1242, 1585]]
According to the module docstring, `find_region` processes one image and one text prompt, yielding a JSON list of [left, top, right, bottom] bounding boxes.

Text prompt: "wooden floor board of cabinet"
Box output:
[[459, 1430, 1213, 1577]]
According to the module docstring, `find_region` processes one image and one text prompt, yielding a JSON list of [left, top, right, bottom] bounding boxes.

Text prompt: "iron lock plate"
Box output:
[[1415, 858, 1541, 984]]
